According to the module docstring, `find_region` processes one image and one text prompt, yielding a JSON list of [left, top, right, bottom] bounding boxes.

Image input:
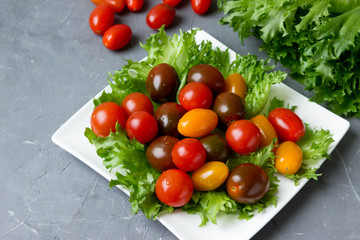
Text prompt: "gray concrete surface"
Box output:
[[1, 0, 360, 239]]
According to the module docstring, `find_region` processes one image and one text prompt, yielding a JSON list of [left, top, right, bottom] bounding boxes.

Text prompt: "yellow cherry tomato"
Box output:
[[191, 161, 229, 191], [274, 141, 303, 175], [224, 73, 247, 100], [250, 114, 278, 148], [178, 109, 218, 137]]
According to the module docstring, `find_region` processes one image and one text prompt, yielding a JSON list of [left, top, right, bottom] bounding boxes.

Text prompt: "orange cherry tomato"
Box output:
[[224, 73, 247, 100], [178, 109, 218, 138], [191, 161, 229, 191], [91, 0, 126, 12], [103, 24, 132, 50], [274, 141, 303, 175], [250, 114, 278, 148]]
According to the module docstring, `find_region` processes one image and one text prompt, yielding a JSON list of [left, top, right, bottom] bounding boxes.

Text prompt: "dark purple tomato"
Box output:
[[187, 64, 225, 95], [200, 133, 231, 163], [154, 102, 186, 137], [146, 63, 179, 103], [146, 135, 178, 172], [212, 91, 245, 128], [226, 163, 269, 204]]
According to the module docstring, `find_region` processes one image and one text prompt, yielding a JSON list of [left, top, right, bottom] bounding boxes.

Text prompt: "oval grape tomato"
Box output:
[[178, 109, 218, 138], [146, 3, 176, 29], [103, 24, 132, 50], [274, 141, 303, 175], [192, 161, 229, 191], [268, 108, 305, 142], [89, 4, 115, 35]]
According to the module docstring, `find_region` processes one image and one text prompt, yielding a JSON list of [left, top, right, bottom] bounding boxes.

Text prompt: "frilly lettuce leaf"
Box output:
[[219, 0, 360, 117], [84, 28, 331, 225]]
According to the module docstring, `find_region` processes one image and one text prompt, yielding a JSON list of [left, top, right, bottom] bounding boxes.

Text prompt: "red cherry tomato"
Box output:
[[121, 92, 154, 118], [178, 82, 213, 111], [89, 4, 115, 35], [103, 24, 132, 50], [91, 0, 126, 12], [172, 138, 206, 172], [268, 108, 305, 142], [191, 0, 211, 15], [163, 0, 182, 7], [226, 120, 261, 155], [125, 111, 158, 143], [155, 169, 193, 207], [126, 0, 144, 12], [146, 3, 176, 29], [91, 102, 126, 137]]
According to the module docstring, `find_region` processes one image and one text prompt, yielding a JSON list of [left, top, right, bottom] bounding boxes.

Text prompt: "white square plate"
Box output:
[[52, 30, 350, 240]]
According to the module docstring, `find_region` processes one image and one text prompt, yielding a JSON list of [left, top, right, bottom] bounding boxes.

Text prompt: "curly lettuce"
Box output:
[[84, 28, 332, 225], [219, 0, 360, 117]]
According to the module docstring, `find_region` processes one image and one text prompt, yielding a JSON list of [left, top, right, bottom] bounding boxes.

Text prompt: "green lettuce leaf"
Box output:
[[218, 0, 360, 117], [84, 28, 332, 225]]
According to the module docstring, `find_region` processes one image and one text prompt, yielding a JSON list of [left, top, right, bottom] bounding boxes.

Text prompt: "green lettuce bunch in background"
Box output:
[[218, 0, 360, 117]]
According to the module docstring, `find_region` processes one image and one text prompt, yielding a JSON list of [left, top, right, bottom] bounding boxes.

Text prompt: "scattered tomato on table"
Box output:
[[191, 0, 212, 14], [89, 4, 115, 35], [91, 0, 126, 12], [146, 3, 176, 29], [103, 24, 132, 50], [125, 0, 144, 12]]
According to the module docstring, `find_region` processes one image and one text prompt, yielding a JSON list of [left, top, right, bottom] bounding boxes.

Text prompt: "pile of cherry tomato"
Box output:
[[90, 62, 306, 207], [88, 0, 212, 50]]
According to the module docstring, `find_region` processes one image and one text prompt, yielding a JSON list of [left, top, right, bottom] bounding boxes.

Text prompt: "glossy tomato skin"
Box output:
[[212, 91, 245, 128], [91, 0, 126, 12], [163, 0, 182, 7], [250, 114, 278, 148], [103, 24, 132, 50], [226, 163, 269, 204], [146, 3, 176, 29], [172, 138, 206, 172], [275, 141, 303, 175], [89, 4, 115, 35], [178, 82, 213, 111], [125, 111, 158, 143], [187, 64, 225, 95], [191, 0, 211, 15], [146, 136, 178, 172], [154, 102, 186, 137], [192, 161, 229, 191], [178, 109, 218, 138], [121, 92, 154, 118], [224, 73, 247, 100], [91, 102, 126, 137], [155, 169, 193, 207], [200, 133, 231, 162], [146, 63, 179, 103], [126, 0, 144, 12], [226, 120, 261, 155], [268, 108, 305, 142]]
